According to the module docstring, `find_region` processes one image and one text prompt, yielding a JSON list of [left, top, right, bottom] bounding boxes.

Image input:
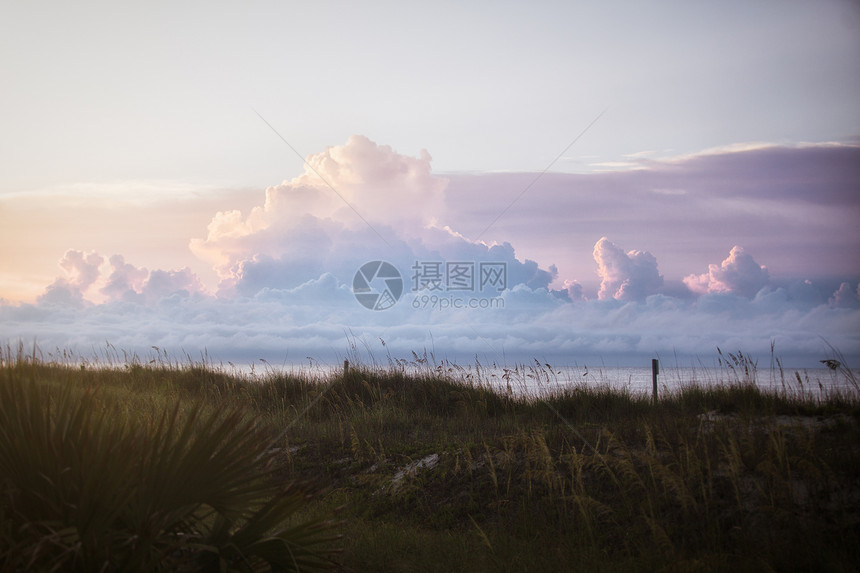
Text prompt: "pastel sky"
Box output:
[[2, 1, 859, 368]]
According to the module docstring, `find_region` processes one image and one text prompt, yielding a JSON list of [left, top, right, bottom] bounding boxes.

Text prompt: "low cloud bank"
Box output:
[[3, 275, 858, 368], [4, 240, 857, 368]]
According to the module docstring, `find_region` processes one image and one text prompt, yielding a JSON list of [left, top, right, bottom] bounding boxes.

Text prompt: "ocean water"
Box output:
[[500, 365, 859, 398], [228, 360, 859, 399]]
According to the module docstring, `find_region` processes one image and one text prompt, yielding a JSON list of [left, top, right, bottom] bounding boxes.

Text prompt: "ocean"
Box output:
[[227, 359, 859, 400]]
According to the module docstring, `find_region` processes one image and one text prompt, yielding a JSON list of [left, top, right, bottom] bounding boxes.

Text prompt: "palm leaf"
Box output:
[[0, 373, 340, 571]]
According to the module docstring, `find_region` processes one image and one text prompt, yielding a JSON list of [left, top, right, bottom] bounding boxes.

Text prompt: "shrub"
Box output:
[[0, 374, 339, 572]]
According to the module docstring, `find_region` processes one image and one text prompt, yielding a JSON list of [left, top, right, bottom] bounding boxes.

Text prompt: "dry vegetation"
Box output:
[[1, 344, 859, 571]]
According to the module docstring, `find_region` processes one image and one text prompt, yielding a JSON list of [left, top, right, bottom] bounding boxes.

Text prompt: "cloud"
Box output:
[[683, 246, 769, 298], [101, 255, 149, 302], [184, 136, 564, 301], [37, 250, 207, 307], [139, 268, 206, 304], [5, 278, 859, 369], [830, 282, 860, 308], [439, 142, 860, 291], [26, 137, 563, 309], [561, 279, 586, 302], [189, 135, 447, 285], [593, 238, 663, 301], [36, 250, 105, 307], [3, 138, 860, 370], [58, 250, 103, 289]]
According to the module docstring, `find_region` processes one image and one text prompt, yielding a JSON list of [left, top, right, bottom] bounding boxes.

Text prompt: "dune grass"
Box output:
[[1, 346, 859, 571], [0, 359, 340, 572]]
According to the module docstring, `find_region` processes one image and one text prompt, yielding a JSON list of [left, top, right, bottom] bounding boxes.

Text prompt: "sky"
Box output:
[[1, 0, 859, 369]]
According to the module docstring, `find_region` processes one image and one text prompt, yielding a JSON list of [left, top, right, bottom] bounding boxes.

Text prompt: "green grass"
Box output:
[[2, 349, 859, 571]]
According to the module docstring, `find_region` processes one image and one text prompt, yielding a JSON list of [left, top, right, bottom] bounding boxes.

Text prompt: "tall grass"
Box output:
[[0, 365, 340, 571], [2, 345, 859, 571]]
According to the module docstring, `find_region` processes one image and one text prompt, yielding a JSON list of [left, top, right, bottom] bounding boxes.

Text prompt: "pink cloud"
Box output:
[[593, 238, 663, 301], [38, 251, 206, 306], [101, 255, 149, 302], [37, 250, 104, 306], [440, 143, 860, 289], [684, 246, 769, 297], [563, 279, 586, 302], [140, 268, 205, 303], [829, 282, 860, 308], [190, 135, 447, 282], [58, 250, 103, 290]]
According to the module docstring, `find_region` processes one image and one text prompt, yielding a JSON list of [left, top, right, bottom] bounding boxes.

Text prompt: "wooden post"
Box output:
[[343, 359, 349, 377], [651, 359, 659, 405]]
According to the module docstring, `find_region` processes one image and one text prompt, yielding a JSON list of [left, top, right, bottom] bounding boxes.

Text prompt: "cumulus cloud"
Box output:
[[58, 250, 103, 289], [441, 143, 860, 288], [593, 238, 663, 301], [101, 255, 149, 302], [37, 250, 105, 306], [190, 135, 447, 286], [683, 246, 769, 298], [23, 136, 565, 319], [829, 282, 860, 308], [139, 268, 206, 303], [562, 279, 586, 302], [183, 135, 565, 302], [37, 251, 206, 307]]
